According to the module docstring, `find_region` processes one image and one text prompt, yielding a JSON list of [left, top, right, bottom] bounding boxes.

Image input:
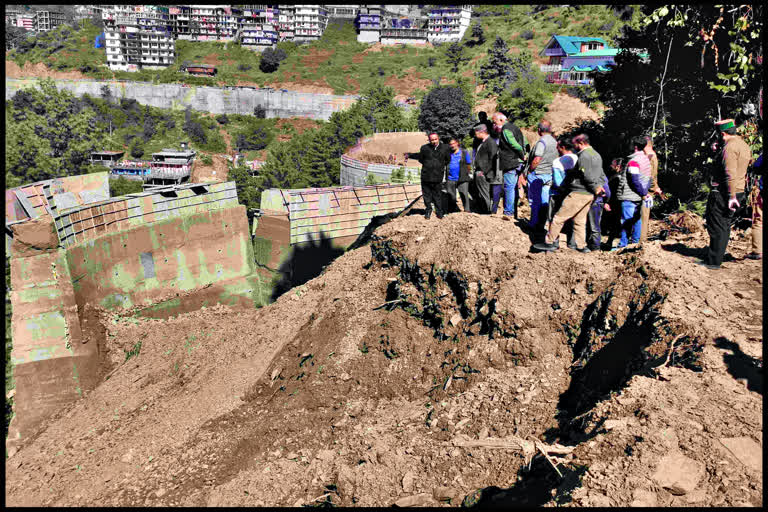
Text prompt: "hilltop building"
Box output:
[[292, 5, 329, 42], [354, 4, 472, 45], [326, 4, 360, 19], [103, 5, 175, 71], [539, 35, 648, 85], [34, 10, 67, 32]]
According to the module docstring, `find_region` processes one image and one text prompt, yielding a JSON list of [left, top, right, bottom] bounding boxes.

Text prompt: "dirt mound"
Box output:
[[543, 92, 602, 134], [6, 60, 90, 80], [665, 210, 705, 234], [190, 154, 228, 183], [5, 212, 762, 507]]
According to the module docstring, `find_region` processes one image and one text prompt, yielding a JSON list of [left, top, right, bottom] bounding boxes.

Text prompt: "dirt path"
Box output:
[[6, 60, 91, 80], [4, 213, 762, 507]]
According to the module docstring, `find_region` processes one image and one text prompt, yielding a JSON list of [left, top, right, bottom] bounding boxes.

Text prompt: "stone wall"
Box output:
[[6, 78, 360, 120]]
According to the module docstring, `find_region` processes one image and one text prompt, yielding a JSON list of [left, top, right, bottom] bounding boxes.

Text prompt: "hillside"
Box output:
[[5, 212, 762, 507], [6, 6, 644, 96]]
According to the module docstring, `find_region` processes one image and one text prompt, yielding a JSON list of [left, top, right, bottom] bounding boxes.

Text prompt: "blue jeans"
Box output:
[[527, 172, 552, 230], [619, 200, 642, 247], [502, 166, 523, 216]]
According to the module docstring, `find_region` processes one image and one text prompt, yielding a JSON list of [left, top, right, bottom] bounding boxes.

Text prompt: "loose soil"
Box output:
[[6, 60, 90, 80], [5, 209, 762, 507]]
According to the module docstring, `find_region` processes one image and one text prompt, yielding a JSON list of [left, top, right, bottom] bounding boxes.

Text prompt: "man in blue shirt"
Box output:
[[446, 137, 472, 212]]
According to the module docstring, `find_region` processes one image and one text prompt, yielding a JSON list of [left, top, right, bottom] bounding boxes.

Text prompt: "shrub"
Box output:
[[215, 113, 230, 124], [253, 105, 267, 119], [237, 63, 252, 71], [428, 57, 436, 67], [109, 176, 143, 197], [200, 154, 213, 165], [417, 85, 473, 139], [130, 142, 145, 159], [520, 30, 535, 40]]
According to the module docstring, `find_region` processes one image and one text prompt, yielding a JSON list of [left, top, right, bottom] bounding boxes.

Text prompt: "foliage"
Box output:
[[417, 85, 473, 140], [497, 73, 553, 129], [259, 47, 288, 73], [470, 22, 486, 45], [6, 79, 99, 187], [130, 142, 145, 159], [478, 36, 513, 96], [445, 43, 470, 73], [109, 177, 143, 197], [215, 114, 230, 124], [200, 154, 213, 165], [228, 164, 261, 210], [520, 29, 535, 40], [589, 4, 763, 203]]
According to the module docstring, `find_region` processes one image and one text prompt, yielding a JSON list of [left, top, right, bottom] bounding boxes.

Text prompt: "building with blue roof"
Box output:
[[539, 35, 621, 85]]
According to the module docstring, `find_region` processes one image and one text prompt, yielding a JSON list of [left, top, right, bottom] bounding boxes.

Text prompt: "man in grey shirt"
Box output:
[[533, 133, 606, 252], [527, 120, 559, 239]]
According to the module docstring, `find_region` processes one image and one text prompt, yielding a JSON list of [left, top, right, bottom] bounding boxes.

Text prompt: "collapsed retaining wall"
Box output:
[[5, 78, 359, 120], [7, 181, 268, 453], [341, 132, 425, 186]]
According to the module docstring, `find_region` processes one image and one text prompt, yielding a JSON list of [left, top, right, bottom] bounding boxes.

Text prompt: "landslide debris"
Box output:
[[4, 213, 762, 507]]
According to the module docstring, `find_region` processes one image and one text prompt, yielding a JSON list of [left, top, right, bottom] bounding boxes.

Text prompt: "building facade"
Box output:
[[426, 5, 472, 43], [103, 5, 175, 71], [292, 4, 328, 42], [35, 10, 66, 32], [355, 4, 471, 45]]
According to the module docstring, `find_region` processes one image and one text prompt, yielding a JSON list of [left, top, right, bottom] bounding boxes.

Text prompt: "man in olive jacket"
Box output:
[[406, 132, 451, 219], [533, 133, 606, 252]]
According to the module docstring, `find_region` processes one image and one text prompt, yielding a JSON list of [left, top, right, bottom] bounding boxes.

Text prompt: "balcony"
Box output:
[[540, 64, 562, 73]]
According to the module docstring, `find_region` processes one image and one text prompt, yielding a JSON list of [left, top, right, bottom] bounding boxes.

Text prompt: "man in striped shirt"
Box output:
[[615, 136, 652, 249]]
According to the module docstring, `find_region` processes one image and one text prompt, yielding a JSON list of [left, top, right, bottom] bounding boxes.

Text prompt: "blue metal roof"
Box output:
[[551, 35, 610, 55]]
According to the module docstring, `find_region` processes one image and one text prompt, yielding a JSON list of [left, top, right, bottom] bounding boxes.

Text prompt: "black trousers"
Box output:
[[587, 199, 604, 250], [445, 180, 470, 212], [421, 181, 444, 216], [705, 189, 746, 266]]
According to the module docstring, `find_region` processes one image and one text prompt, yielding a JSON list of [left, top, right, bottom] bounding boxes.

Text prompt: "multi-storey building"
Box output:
[[5, 9, 23, 25], [380, 16, 428, 45], [35, 10, 66, 31], [15, 13, 36, 30], [239, 5, 279, 47], [103, 5, 175, 72], [426, 5, 472, 43], [74, 5, 104, 20], [326, 4, 359, 19], [354, 5, 381, 43], [293, 4, 328, 42], [276, 4, 295, 41]]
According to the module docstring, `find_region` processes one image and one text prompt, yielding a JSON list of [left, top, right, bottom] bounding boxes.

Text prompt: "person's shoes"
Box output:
[[502, 214, 512, 221], [745, 252, 762, 260], [694, 260, 721, 270], [425, 211, 432, 220], [436, 212, 444, 219], [570, 246, 590, 253], [532, 242, 558, 252]]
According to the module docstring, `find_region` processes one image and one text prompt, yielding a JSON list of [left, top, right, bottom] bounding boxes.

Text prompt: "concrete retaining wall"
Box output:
[[6, 78, 360, 120], [340, 154, 421, 186]]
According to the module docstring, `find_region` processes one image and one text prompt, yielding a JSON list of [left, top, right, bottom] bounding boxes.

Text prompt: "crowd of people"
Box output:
[[405, 112, 762, 265]]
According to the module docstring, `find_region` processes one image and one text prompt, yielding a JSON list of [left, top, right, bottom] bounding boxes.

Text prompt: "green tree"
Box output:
[[478, 36, 513, 96], [229, 164, 262, 210], [497, 74, 553, 129], [589, 4, 763, 203], [445, 42, 470, 73], [471, 22, 485, 45], [417, 85, 473, 140], [109, 177, 143, 197]]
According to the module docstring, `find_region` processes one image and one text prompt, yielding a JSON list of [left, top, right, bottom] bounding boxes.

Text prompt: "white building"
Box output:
[[103, 5, 175, 72], [427, 5, 472, 43], [292, 4, 328, 42]]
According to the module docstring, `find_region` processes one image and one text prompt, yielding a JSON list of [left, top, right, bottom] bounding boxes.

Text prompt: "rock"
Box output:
[[286, 452, 298, 460], [718, 437, 763, 473], [394, 493, 433, 507], [432, 486, 457, 502], [589, 493, 612, 507], [651, 451, 705, 495], [316, 449, 335, 463], [402, 471, 416, 493], [121, 449, 135, 463], [449, 313, 462, 327], [604, 419, 627, 431], [155, 488, 167, 498], [683, 489, 707, 504], [477, 427, 489, 439], [630, 489, 657, 507]]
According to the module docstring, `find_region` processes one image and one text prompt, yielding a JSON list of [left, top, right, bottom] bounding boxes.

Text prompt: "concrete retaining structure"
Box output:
[[6, 180, 268, 454], [6, 78, 360, 120], [341, 132, 425, 186]]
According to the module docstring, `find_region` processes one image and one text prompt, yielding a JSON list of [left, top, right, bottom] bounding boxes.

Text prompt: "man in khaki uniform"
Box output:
[[639, 136, 663, 244], [700, 119, 752, 269]]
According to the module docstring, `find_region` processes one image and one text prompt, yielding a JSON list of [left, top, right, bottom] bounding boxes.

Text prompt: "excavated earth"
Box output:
[[5, 212, 763, 507]]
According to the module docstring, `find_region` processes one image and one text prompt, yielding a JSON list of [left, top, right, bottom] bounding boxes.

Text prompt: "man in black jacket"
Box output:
[[406, 132, 451, 219], [472, 123, 499, 213]]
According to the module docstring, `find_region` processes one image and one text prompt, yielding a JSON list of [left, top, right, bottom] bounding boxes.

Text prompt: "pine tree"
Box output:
[[445, 43, 470, 73], [471, 22, 485, 44], [417, 85, 473, 139], [478, 36, 513, 96]]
